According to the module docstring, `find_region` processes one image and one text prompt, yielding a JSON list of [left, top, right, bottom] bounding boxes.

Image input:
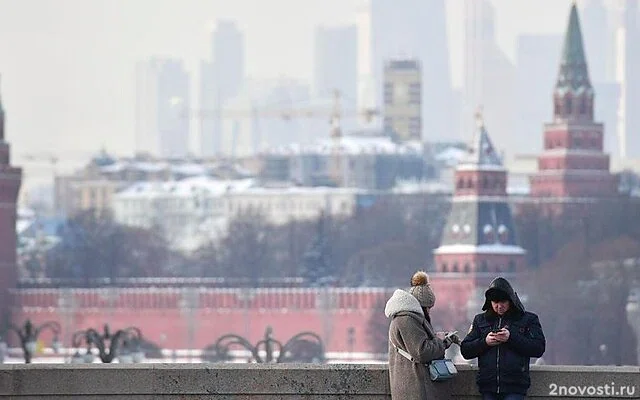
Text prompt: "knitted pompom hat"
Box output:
[[408, 271, 436, 309]]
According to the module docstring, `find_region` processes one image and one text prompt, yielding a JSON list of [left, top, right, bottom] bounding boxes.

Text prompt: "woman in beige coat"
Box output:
[[385, 271, 459, 399]]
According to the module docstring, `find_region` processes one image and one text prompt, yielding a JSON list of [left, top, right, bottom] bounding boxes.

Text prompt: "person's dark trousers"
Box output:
[[481, 393, 525, 400]]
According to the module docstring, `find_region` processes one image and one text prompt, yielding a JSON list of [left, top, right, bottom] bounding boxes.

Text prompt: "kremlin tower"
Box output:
[[529, 2, 618, 199], [433, 112, 525, 279], [0, 77, 22, 320]]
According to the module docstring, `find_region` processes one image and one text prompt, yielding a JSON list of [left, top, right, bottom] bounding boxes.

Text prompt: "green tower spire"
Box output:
[[556, 2, 592, 92]]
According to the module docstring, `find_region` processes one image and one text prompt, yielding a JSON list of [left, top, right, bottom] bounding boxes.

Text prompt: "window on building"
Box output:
[[441, 263, 448, 272], [384, 83, 394, 104], [508, 260, 517, 273], [579, 98, 587, 115], [554, 98, 562, 115], [409, 117, 421, 134], [565, 97, 573, 114], [574, 137, 582, 148], [480, 261, 488, 272], [409, 83, 420, 104]]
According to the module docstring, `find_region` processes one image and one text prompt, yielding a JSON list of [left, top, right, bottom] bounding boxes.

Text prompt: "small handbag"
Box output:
[[391, 341, 458, 382], [428, 358, 458, 382]]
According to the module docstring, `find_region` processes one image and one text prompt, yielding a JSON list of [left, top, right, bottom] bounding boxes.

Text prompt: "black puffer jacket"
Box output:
[[460, 277, 546, 395]]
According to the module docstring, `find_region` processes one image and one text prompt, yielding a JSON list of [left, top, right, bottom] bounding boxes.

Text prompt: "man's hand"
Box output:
[[494, 328, 510, 343], [485, 332, 501, 346]]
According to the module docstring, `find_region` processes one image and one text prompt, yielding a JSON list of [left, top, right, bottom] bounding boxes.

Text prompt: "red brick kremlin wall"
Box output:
[[9, 276, 477, 353]]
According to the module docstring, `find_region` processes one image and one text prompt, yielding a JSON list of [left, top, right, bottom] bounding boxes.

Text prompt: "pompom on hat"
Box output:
[[408, 271, 436, 309]]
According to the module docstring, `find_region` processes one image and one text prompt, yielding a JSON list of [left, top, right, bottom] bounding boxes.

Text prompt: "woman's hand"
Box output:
[[447, 333, 461, 345]]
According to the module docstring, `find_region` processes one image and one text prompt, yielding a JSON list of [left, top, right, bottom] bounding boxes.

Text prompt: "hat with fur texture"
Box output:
[[409, 271, 436, 309]]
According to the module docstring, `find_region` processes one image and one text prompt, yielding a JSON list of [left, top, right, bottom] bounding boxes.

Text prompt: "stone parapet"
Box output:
[[1, 364, 640, 399]]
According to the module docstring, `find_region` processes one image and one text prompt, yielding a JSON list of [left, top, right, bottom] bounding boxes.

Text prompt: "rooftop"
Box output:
[[263, 135, 423, 156]]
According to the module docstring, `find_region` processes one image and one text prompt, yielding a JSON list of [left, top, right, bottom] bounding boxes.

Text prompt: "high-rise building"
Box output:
[[135, 60, 161, 156], [622, 0, 640, 158], [358, 0, 454, 141], [582, 0, 609, 84], [595, 82, 622, 158], [0, 78, 22, 318], [529, 3, 618, 199], [220, 78, 312, 157], [200, 20, 245, 157], [355, 1, 375, 118], [383, 60, 421, 142], [135, 58, 190, 159], [313, 25, 357, 103], [463, 0, 495, 118], [514, 34, 563, 155], [580, 1, 621, 160], [463, 0, 516, 158]]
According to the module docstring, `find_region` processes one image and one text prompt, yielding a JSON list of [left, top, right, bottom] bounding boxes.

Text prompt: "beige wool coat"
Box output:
[[385, 289, 447, 400]]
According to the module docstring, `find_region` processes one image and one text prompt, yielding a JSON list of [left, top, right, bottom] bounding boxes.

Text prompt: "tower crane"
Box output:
[[192, 90, 380, 185], [190, 89, 379, 147], [199, 90, 378, 130]]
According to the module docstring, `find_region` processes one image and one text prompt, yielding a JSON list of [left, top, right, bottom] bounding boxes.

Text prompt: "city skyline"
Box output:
[[0, 0, 627, 182]]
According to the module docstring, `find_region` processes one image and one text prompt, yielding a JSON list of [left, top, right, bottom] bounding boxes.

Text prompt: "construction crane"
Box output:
[[195, 90, 378, 128], [190, 90, 379, 184], [19, 151, 97, 184], [189, 89, 379, 144]]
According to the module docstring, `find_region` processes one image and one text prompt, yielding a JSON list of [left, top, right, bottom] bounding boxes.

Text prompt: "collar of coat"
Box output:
[[384, 289, 423, 318]]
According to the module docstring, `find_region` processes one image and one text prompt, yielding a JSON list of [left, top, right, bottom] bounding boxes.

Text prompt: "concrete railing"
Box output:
[[1, 364, 640, 399]]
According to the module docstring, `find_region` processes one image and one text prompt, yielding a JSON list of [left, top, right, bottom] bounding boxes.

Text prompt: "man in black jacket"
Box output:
[[461, 277, 546, 400]]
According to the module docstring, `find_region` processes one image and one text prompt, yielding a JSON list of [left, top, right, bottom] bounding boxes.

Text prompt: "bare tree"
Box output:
[[46, 210, 171, 283], [216, 209, 274, 284], [367, 298, 390, 356], [524, 236, 640, 365]]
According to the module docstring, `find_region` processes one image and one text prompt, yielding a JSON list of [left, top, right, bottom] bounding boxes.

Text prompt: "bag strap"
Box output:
[[389, 330, 418, 363], [391, 341, 416, 363]]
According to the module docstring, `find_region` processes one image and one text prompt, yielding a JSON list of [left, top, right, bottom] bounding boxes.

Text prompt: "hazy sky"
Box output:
[[0, 0, 577, 184]]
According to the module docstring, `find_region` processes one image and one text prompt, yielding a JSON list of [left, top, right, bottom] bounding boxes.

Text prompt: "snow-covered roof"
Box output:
[[435, 147, 468, 166], [99, 160, 210, 175], [392, 180, 451, 194], [264, 135, 423, 156], [18, 207, 36, 220], [433, 244, 526, 255], [99, 161, 169, 174], [235, 185, 366, 196], [16, 219, 33, 235], [170, 163, 210, 176], [115, 177, 256, 199], [99, 163, 126, 173]]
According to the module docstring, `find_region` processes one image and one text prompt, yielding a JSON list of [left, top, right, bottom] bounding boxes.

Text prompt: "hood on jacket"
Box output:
[[384, 289, 424, 318], [481, 277, 525, 314]]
